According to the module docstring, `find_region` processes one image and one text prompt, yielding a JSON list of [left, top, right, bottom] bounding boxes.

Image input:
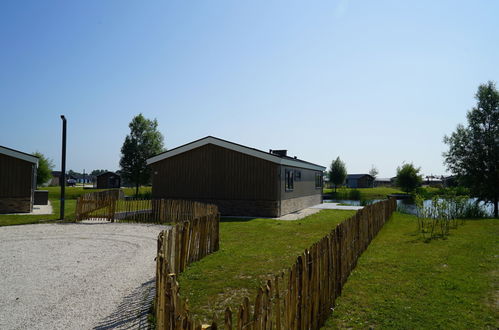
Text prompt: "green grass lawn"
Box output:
[[178, 209, 356, 323], [323, 212, 499, 329], [0, 186, 152, 227], [323, 187, 404, 200], [42, 186, 152, 199], [0, 199, 76, 226]]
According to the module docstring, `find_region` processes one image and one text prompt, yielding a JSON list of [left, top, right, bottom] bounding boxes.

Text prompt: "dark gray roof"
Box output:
[[97, 171, 119, 177], [0, 145, 39, 164], [347, 174, 374, 180]]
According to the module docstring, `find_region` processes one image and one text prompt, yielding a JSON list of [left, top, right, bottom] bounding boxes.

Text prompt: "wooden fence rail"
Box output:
[[155, 198, 396, 330], [76, 193, 219, 224], [75, 189, 123, 221]]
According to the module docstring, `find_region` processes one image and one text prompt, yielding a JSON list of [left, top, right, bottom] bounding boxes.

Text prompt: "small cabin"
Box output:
[[0, 146, 38, 213], [147, 136, 326, 217], [346, 174, 374, 189], [96, 171, 121, 189]]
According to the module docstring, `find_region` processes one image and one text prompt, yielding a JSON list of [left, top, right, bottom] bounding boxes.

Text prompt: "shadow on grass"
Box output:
[[93, 278, 155, 330]]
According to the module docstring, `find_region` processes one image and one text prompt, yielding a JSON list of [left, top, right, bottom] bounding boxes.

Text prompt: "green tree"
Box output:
[[395, 163, 423, 194], [443, 81, 499, 217], [32, 152, 54, 186], [369, 165, 379, 179], [369, 165, 379, 187], [90, 169, 108, 176], [329, 157, 347, 193], [120, 114, 165, 196]]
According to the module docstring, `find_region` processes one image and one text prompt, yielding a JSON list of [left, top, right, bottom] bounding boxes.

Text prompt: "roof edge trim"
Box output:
[[0, 146, 39, 165], [146, 137, 326, 171]]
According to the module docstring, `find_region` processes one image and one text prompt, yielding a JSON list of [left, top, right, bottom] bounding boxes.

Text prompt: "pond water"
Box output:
[[324, 199, 383, 206], [324, 198, 494, 217], [396, 198, 494, 217]]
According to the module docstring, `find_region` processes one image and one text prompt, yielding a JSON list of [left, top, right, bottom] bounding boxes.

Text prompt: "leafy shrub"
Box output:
[[330, 188, 349, 200], [348, 189, 361, 200]]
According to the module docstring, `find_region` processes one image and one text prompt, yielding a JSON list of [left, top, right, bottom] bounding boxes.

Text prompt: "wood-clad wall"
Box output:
[[151, 144, 279, 201], [96, 172, 121, 189], [0, 153, 34, 198]]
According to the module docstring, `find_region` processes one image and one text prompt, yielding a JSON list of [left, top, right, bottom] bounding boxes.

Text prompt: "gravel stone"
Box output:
[[0, 222, 168, 330]]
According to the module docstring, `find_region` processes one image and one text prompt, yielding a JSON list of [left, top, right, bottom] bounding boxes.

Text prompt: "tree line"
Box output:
[[327, 81, 498, 217]]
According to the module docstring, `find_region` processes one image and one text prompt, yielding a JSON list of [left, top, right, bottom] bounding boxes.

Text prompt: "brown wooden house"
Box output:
[[0, 146, 38, 213], [146, 136, 326, 217], [96, 171, 121, 189]]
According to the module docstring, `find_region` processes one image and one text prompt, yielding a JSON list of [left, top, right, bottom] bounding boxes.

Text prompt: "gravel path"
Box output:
[[0, 222, 168, 330]]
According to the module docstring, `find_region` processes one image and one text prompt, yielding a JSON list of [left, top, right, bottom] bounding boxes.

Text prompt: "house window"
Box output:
[[315, 172, 323, 188], [285, 169, 294, 191]]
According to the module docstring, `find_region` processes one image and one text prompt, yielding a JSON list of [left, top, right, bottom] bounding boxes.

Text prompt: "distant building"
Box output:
[[146, 136, 326, 217], [50, 171, 61, 186], [96, 171, 121, 189], [0, 146, 38, 213], [374, 177, 392, 187], [345, 174, 374, 188], [423, 176, 444, 187]]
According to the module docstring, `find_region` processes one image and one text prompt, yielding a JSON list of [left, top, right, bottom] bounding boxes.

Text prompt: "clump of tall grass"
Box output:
[[414, 195, 472, 240], [348, 189, 361, 200]]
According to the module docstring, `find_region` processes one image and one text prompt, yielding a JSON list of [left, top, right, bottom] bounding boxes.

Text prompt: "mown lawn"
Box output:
[[0, 186, 152, 227], [178, 209, 356, 323], [0, 199, 76, 226], [42, 186, 151, 199], [323, 213, 499, 329], [323, 187, 403, 200]]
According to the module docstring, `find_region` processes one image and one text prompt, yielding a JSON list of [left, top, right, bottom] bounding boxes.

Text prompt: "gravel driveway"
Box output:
[[0, 222, 168, 330]]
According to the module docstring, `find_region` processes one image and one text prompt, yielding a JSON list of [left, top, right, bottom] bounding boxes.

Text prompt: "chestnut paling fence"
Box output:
[[75, 189, 123, 221], [155, 212, 221, 329], [154, 198, 397, 330], [75, 189, 218, 223]]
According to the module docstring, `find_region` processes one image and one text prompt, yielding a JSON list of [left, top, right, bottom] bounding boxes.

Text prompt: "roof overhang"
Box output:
[[0, 146, 39, 165], [147, 136, 326, 171]]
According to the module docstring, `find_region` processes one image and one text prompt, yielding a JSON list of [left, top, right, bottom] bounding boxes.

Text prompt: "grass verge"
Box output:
[[0, 199, 76, 226], [41, 186, 151, 199], [323, 212, 499, 329], [178, 209, 356, 323], [0, 186, 152, 226], [323, 187, 403, 200]]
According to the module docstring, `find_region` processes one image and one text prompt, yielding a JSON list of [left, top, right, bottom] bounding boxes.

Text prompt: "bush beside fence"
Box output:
[[154, 198, 396, 329]]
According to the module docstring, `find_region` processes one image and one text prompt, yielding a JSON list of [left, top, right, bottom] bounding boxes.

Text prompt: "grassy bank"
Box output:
[[323, 212, 499, 329], [323, 187, 403, 200], [178, 209, 356, 323]]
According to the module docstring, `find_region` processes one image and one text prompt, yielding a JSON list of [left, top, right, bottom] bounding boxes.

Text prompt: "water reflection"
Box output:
[[396, 198, 493, 217], [324, 198, 493, 217]]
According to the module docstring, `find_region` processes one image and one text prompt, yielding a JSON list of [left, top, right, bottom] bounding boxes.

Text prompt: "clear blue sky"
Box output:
[[1, 0, 498, 177]]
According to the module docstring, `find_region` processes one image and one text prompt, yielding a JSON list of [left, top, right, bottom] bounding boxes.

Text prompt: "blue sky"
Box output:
[[1, 0, 498, 177]]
